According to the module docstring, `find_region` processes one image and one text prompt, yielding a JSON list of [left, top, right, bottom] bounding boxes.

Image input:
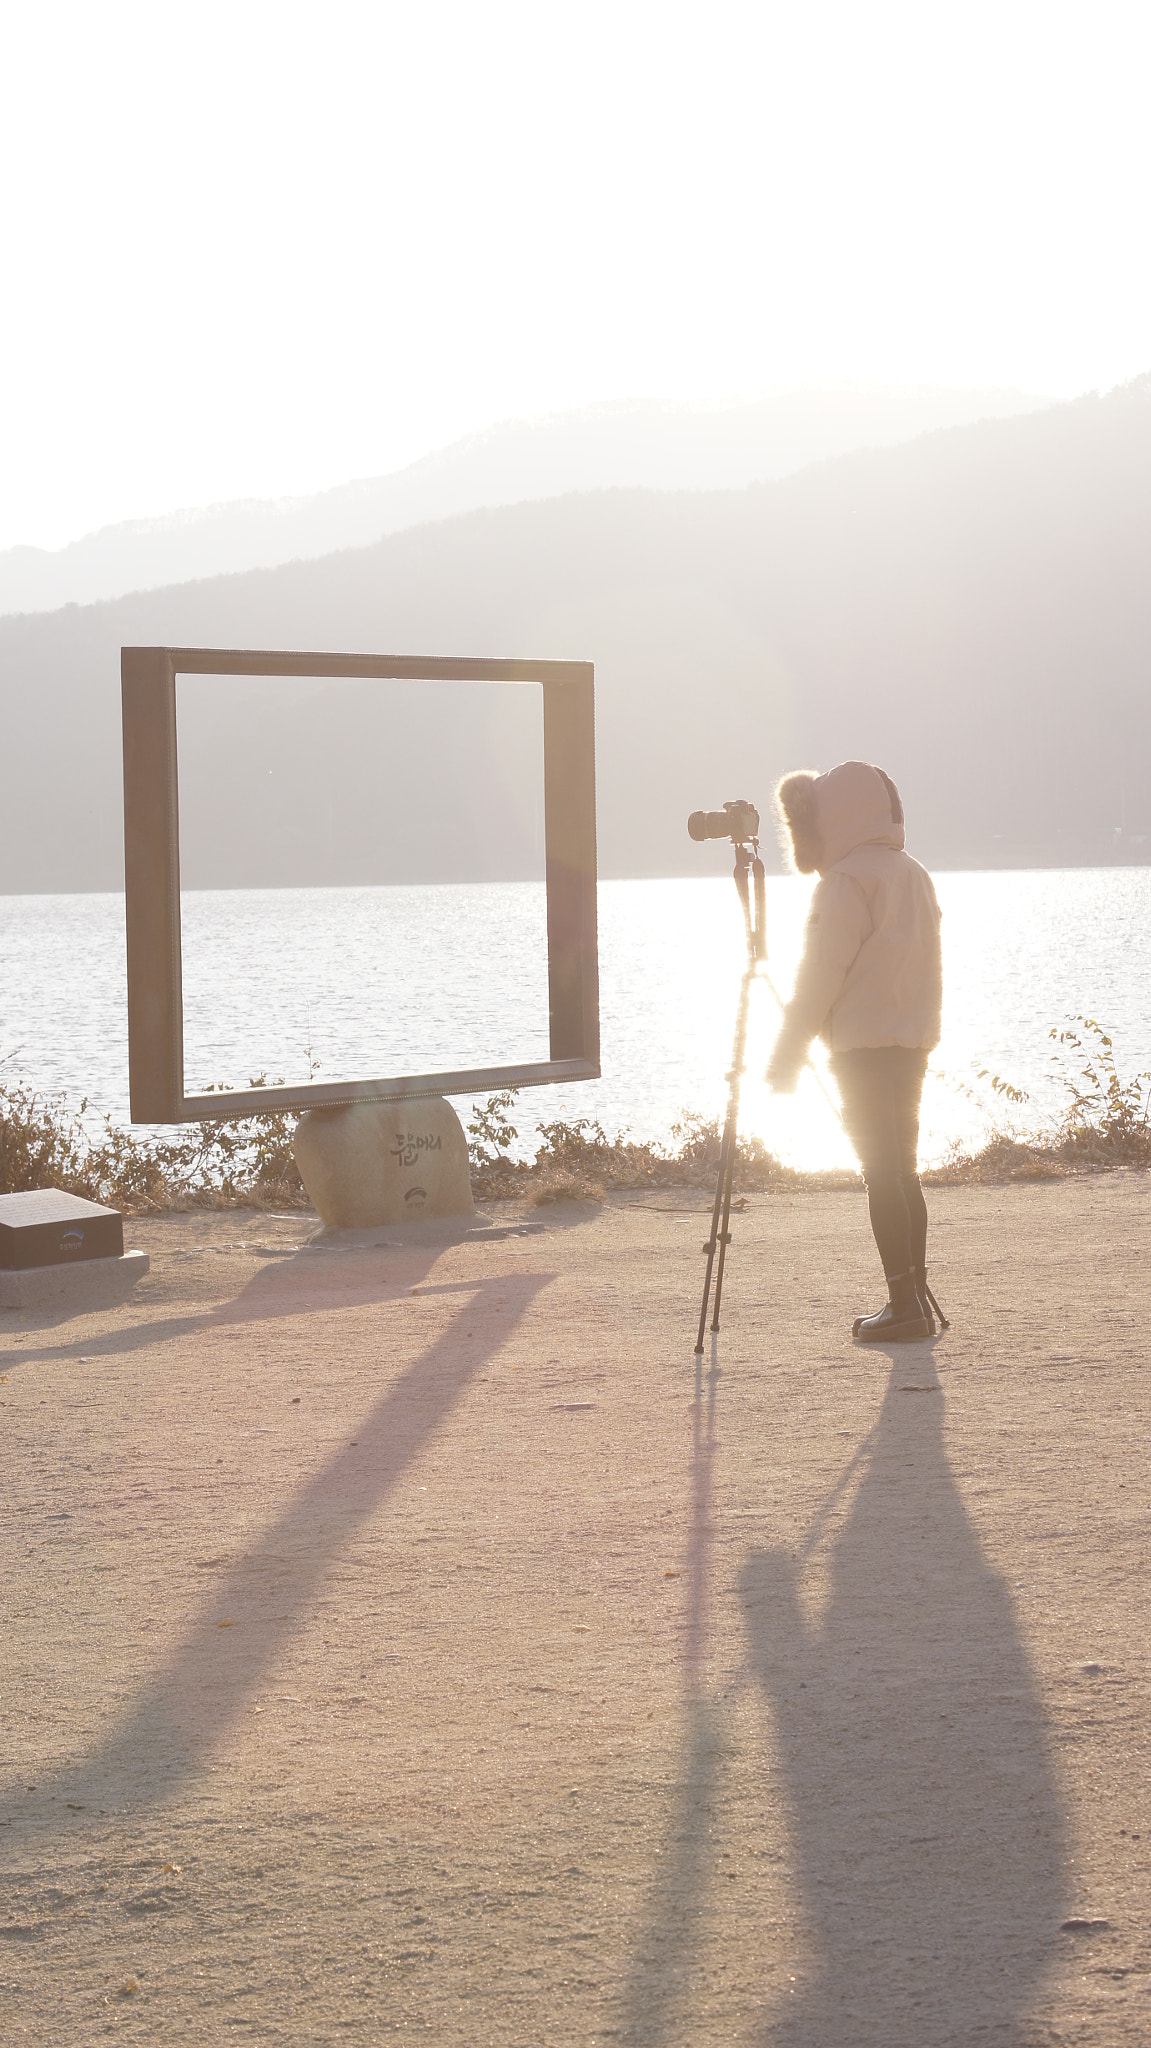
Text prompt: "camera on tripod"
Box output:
[[687, 799, 760, 845]]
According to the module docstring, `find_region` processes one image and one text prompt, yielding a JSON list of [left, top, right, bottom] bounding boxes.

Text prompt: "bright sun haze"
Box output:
[[2, 0, 1149, 548]]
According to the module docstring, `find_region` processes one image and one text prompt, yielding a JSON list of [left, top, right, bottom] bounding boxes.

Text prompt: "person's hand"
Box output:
[[765, 1057, 799, 1096]]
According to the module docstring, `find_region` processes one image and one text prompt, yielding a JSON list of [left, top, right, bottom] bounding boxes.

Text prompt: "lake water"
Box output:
[[2, 870, 1149, 1172]]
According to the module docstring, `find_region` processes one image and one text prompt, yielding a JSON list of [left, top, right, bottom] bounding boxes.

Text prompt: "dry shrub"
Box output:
[[931, 1019, 1151, 1185], [529, 1165, 605, 1206], [467, 1024, 1151, 1206], [5, 1015, 1147, 1217], [0, 1072, 309, 1213]]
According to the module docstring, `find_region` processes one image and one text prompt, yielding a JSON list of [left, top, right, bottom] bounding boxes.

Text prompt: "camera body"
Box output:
[[687, 798, 760, 845]]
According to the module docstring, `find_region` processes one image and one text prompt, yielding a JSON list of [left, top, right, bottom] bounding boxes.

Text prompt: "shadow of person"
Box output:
[[739, 1355, 1066, 2047]]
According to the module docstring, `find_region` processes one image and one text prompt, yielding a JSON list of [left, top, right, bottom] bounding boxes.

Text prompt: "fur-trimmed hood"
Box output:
[[775, 761, 906, 874]]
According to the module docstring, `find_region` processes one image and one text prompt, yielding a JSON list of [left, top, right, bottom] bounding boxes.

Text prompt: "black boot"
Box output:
[[853, 1272, 930, 1343]]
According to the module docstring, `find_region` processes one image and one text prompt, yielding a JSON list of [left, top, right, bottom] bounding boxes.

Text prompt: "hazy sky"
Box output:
[[3, 0, 1148, 550]]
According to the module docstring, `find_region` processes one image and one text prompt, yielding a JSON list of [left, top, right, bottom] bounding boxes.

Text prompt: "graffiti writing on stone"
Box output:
[[390, 1133, 444, 1168]]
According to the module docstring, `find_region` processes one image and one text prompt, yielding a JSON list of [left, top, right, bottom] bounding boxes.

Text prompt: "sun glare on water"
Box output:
[[2, 870, 1150, 1171]]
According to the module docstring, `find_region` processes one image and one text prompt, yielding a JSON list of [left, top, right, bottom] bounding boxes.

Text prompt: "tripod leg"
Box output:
[[695, 958, 754, 1352], [695, 1109, 735, 1353], [925, 1282, 951, 1330], [710, 1107, 739, 1334]]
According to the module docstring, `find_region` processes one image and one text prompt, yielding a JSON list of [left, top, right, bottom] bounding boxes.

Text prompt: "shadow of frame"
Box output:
[[3, 1263, 551, 1819]]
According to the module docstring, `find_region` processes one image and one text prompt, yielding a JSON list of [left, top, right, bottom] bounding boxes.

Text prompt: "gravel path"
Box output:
[[1, 1176, 1149, 2044]]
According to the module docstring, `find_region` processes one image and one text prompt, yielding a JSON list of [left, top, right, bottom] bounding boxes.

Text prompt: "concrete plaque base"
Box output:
[[0, 1249, 150, 1312], [292, 1098, 475, 1230]]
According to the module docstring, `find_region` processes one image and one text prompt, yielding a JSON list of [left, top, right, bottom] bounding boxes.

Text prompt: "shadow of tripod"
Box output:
[[617, 1332, 724, 2042]]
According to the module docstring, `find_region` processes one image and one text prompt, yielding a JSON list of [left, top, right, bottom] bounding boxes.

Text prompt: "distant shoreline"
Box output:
[[0, 853, 1149, 900]]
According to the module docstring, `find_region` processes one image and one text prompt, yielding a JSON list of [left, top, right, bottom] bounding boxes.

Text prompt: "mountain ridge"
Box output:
[[1, 375, 1147, 892], [0, 385, 1048, 617]]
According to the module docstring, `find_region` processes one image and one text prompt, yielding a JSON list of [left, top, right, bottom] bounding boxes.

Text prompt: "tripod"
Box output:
[[695, 837, 769, 1354]]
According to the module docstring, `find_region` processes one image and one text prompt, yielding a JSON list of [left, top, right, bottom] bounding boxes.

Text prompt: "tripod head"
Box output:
[[686, 799, 767, 964]]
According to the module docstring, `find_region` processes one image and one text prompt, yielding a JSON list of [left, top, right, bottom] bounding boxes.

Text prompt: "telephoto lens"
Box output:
[[687, 799, 760, 843]]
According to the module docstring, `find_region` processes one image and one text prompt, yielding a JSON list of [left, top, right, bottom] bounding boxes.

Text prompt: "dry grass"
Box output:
[[4, 1019, 1148, 1215], [469, 1023, 1151, 1203], [926, 1127, 1151, 1186], [0, 1073, 310, 1215]]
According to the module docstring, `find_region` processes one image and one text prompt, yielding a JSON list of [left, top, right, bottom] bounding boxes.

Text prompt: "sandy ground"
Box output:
[[1, 1173, 1149, 2046]]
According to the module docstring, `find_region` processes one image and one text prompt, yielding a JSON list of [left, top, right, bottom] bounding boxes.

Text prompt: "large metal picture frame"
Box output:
[[121, 646, 599, 1122]]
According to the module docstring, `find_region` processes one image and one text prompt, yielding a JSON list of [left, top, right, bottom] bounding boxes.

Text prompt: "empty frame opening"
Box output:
[[174, 671, 549, 1096]]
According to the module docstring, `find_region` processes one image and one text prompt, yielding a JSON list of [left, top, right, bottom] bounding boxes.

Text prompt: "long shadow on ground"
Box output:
[[740, 1352, 1067, 2045], [2, 1254, 551, 1817], [619, 1340, 724, 2044], [621, 1344, 1067, 2046], [1, 1213, 560, 1365]]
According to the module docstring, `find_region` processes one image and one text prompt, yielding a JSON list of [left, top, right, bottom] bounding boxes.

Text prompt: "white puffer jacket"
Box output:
[[767, 761, 942, 1087]]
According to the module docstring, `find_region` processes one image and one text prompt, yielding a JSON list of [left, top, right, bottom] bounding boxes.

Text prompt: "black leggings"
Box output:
[[832, 1047, 929, 1281]]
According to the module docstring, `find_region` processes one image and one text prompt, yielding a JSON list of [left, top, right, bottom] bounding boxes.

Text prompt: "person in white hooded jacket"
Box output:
[[766, 760, 943, 1342]]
